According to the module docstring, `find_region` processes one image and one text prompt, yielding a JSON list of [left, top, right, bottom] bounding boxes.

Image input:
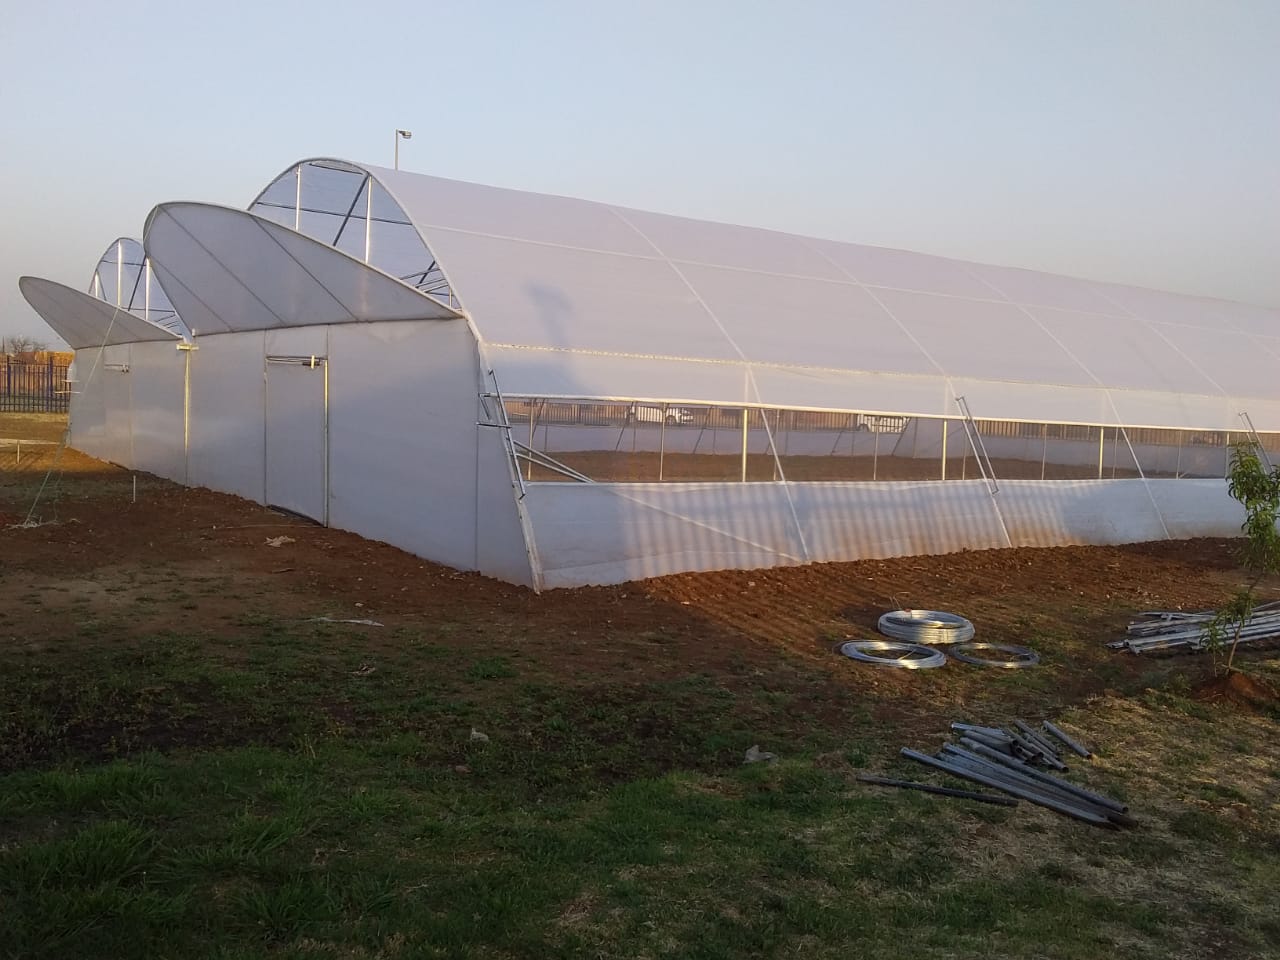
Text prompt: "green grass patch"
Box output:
[[2, 614, 1279, 958]]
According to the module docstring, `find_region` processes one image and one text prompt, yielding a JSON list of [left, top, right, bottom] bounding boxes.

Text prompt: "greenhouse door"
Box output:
[[264, 355, 328, 523]]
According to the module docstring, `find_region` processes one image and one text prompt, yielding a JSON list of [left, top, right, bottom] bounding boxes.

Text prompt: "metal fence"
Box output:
[[1, 358, 71, 413], [496, 395, 1280, 484]]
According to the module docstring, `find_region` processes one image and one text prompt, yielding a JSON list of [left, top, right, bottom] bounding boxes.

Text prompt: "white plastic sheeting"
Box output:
[[325, 320, 530, 582], [474, 417, 537, 588], [524, 479, 1245, 588], [19, 277, 182, 349], [68, 348, 107, 459], [360, 162, 1279, 431], [21, 279, 184, 474], [187, 332, 266, 503], [264, 352, 328, 522], [60, 318, 530, 585], [128, 340, 186, 483], [262, 327, 329, 525], [143, 203, 460, 335], [101, 344, 134, 468]]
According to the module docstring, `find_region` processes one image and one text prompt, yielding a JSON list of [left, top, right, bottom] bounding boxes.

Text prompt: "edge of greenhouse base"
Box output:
[[523, 477, 1244, 588]]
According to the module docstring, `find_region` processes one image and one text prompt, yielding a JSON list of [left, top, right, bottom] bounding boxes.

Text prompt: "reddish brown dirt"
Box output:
[[1192, 671, 1280, 714], [527, 450, 1143, 483], [3, 416, 1276, 740]]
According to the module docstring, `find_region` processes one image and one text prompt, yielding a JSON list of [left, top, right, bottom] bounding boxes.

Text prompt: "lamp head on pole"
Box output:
[[394, 129, 413, 169]]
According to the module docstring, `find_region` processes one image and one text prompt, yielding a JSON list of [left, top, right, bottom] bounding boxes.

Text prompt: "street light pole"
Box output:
[[394, 129, 413, 170]]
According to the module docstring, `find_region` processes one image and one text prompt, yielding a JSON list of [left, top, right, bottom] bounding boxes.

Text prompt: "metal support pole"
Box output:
[[364, 176, 373, 264], [394, 129, 411, 170], [115, 240, 123, 307], [940, 418, 948, 480], [1040, 423, 1048, 480], [144, 259, 152, 325], [1239, 411, 1275, 471], [294, 165, 302, 231], [659, 404, 666, 482], [1042, 721, 1093, 759], [873, 429, 880, 481], [542, 403, 551, 464], [323, 337, 330, 527], [856, 774, 1018, 807], [527, 401, 536, 481], [772, 411, 779, 482], [1097, 428, 1105, 479], [183, 348, 191, 484], [740, 408, 748, 482], [901, 749, 1113, 827]]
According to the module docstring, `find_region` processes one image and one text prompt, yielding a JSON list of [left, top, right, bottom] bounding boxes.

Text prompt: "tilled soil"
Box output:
[[3, 423, 1273, 748]]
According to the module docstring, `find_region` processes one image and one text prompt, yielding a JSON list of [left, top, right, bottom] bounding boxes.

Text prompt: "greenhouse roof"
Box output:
[[142, 203, 462, 334], [361, 162, 1280, 431], [24, 158, 1278, 433], [18, 277, 181, 349]]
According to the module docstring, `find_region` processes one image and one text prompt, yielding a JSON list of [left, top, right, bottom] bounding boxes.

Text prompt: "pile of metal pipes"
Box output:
[[1109, 600, 1280, 654], [885, 720, 1133, 829]]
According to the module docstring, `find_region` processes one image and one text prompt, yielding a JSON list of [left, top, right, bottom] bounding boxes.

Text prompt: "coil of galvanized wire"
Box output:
[[948, 642, 1039, 669], [838, 640, 947, 669], [877, 609, 975, 645]]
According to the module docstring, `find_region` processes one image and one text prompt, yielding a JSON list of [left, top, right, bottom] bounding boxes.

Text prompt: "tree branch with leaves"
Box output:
[[1206, 440, 1280, 672]]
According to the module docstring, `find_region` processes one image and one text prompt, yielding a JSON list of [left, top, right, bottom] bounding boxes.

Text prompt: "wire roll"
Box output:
[[877, 609, 975, 644], [838, 640, 947, 669], [948, 642, 1039, 669]]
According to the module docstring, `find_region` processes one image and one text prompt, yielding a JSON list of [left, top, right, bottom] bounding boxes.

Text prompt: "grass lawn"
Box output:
[[3, 617, 1279, 959]]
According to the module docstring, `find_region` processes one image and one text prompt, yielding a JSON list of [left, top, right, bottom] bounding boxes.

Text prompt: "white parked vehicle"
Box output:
[[627, 403, 696, 425]]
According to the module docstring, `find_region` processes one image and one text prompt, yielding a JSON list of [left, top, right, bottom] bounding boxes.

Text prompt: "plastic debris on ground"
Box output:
[[743, 745, 777, 764]]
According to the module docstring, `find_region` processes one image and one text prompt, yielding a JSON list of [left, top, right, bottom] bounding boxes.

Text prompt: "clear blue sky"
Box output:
[[3, 0, 1277, 344]]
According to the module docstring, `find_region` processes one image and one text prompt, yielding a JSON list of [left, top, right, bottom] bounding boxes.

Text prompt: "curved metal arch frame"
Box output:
[[248, 157, 463, 315], [88, 236, 188, 338]]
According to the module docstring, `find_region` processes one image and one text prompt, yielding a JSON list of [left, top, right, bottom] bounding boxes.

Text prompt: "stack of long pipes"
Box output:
[[1109, 600, 1280, 654], [899, 721, 1135, 829]]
